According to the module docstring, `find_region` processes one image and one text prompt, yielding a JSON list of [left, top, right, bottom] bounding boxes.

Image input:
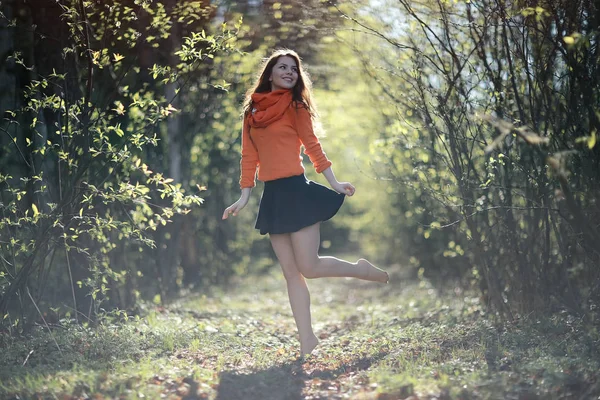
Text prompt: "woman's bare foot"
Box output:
[[357, 259, 389, 283], [300, 333, 319, 358]]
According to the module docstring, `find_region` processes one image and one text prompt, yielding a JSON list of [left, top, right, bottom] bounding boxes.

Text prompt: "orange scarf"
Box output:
[[248, 89, 293, 128]]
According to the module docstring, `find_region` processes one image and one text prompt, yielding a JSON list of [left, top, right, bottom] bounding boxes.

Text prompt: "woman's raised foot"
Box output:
[[357, 258, 389, 283]]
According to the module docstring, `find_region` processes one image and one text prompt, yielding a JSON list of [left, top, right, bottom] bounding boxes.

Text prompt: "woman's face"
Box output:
[[269, 56, 299, 91]]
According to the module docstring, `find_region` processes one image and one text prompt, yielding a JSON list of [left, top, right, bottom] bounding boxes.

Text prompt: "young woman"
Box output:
[[222, 49, 389, 358]]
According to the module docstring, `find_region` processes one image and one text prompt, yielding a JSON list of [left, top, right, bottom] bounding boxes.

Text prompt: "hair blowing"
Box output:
[[242, 49, 318, 120]]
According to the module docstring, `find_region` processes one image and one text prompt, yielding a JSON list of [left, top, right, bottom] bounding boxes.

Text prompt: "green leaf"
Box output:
[[32, 203, 39, 217], [113, 101, 126, 115], [588, 130, 596, 149]]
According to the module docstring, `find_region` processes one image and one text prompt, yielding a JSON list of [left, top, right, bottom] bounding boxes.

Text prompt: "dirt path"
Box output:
[[3, 262, 598, 399], [188, 265, 401, 400]]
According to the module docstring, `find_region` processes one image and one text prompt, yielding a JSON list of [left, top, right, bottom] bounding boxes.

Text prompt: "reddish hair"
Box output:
[[242, 49, 318, 121]]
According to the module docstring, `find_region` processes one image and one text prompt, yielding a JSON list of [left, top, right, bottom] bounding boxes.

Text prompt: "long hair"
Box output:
[[242, 49, 318, 121]]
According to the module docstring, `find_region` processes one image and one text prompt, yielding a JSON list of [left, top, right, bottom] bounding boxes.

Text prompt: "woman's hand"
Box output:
[[222, 188, 252, 219], [322, 167, 355, 196], [332, 181, 355, 196], [222, 197, 249, 219]]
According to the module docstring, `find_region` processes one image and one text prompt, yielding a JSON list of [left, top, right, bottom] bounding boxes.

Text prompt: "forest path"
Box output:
[[2, 261, 598, 399]]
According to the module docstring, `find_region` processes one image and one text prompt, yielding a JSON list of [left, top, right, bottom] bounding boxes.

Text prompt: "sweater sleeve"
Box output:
[[239, 117, 259, 188], [295, 106, 332, 173]]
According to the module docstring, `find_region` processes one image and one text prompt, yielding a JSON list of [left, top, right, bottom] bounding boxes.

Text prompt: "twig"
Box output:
[[332, 4, 414, 51], [78, 0, 93, 108], [61, 304, 94, 323], [22, 349, 34, 366], [421, 205, 562, 229], [0, 253, 15, 279], [0, 125, 31, 167], [26, 286, 63, 356], [63, 236, 79, 324]]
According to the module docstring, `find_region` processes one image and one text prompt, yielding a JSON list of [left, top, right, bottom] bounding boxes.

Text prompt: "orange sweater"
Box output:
[[239, 91, 332, 189]]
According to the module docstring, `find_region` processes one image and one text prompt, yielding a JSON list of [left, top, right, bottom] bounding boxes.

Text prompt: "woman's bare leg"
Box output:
[[270, 233, 319, 356], [290, 223, 389, 282]]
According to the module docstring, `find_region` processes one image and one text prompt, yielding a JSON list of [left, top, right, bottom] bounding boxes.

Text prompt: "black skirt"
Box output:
[[255, 174, 345, 235]]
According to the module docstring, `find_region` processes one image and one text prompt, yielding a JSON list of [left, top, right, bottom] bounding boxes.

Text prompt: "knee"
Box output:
[[297, 260, 319, 279], [281, 268, 303, 283], [279, 260, 304, 282]]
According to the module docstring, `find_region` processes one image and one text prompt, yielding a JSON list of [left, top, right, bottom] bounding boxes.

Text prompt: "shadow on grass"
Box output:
[[216, 362, 305, 400], [215, 350, 389, 400]]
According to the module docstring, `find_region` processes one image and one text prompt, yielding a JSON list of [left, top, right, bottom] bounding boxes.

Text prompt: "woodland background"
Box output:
[[1, 0, 599, 332]]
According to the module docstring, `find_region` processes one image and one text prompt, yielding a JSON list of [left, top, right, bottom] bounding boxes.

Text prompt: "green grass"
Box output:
[[1, 262, 599, 399]]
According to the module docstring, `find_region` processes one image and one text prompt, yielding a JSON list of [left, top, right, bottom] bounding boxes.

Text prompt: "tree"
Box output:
[[0, 0, 238, 331], [341, 0, 600, 317]]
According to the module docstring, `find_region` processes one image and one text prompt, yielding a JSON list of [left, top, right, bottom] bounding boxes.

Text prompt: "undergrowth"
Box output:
[[1, 263, 599, 399]]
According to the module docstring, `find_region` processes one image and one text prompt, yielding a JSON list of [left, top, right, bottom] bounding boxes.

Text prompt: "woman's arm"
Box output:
[[240, 118, 259, 189], [222, 187, 252, 220], [322, 167, 355, 197], [295, 107, 332, 173], [294, 108, 354, 195]]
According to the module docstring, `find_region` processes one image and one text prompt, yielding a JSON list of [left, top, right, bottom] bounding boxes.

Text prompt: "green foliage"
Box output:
[[0, 0, 240, 331], [1, 267, 598, 399], [339, 0, 600, 317]]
